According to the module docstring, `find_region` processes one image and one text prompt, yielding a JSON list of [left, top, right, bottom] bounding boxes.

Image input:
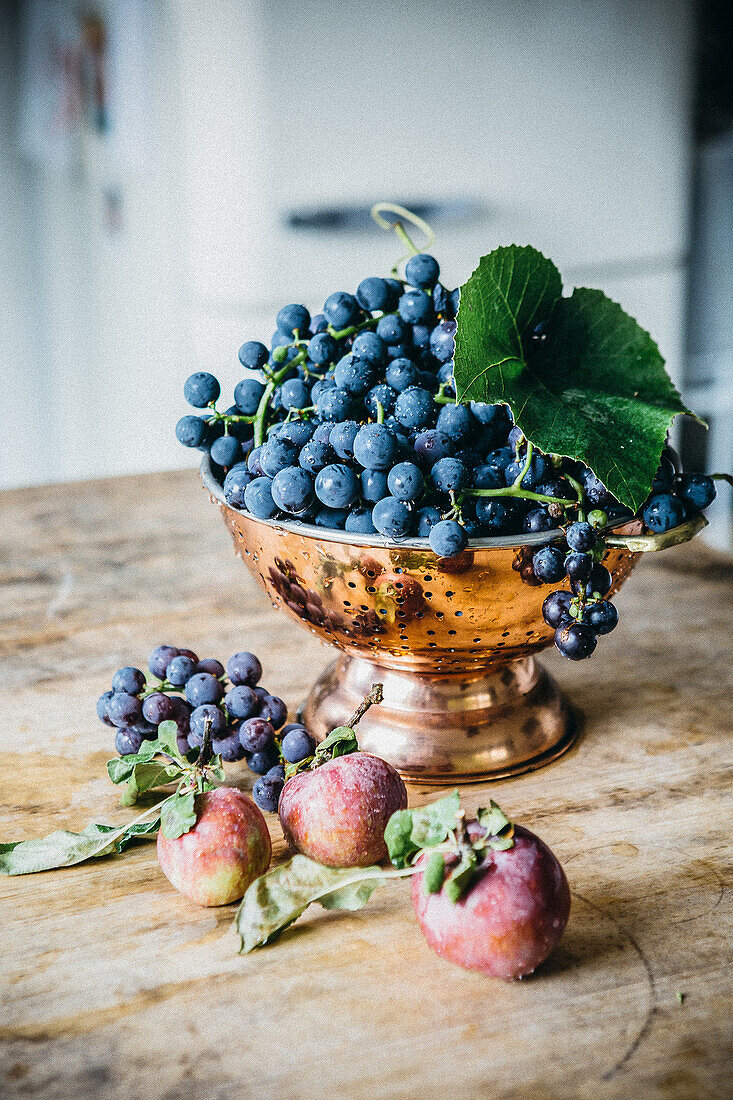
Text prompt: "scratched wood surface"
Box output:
[[0, 470, 731, 1100]]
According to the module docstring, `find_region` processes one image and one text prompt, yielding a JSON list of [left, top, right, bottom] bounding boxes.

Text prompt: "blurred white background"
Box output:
[[1, 0, 730, 543]]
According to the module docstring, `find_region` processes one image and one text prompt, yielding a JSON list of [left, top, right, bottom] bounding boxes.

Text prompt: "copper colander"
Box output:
[[201, 455, 662, 782]]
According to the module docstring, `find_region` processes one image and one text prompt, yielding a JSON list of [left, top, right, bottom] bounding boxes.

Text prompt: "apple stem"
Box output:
[[346, 683, 384, 731]]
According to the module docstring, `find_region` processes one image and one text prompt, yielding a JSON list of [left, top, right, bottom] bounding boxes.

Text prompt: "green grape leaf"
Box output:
[[159, 791, 197, 840], [235, 854, 385, 953], [118, 761, 184, 807], [314, 725, 359, 761], [156, 720, 186, 760], [384, 790, 460, 868], [0, 817, 159, 875], [454, 245, 699, 511], [476, 800, 511, 837]]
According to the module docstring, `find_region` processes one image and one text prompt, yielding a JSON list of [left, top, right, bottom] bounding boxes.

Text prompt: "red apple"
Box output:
[[157, 787, 271, 906], [411, 824, 570, 979], [279, 752, 407, 867]]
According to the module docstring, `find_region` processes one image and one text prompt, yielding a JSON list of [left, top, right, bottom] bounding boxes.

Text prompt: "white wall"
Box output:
[[1, 0, 695, 489]]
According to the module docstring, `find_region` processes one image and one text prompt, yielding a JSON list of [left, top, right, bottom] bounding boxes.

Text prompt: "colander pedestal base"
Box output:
[[299, 652, 577, 783]]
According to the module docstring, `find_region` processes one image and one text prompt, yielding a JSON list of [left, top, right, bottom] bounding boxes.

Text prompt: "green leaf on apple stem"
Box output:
[[159, 790, 197, 840], [384, 790, 460, 869], [236, 854, 387, 953], [453, 244, 700, 512], [118, 761, 185, 807], [422, 851, 445, 895], [0, 816, 160, 876]]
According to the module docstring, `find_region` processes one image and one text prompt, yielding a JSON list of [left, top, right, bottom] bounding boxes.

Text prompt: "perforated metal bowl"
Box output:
[[201, 454, 654, 782]]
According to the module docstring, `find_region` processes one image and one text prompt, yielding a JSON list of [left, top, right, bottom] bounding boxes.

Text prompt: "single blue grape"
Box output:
[[356, 276, 391, 312], [405, 253, 440, 289], [281, 727, 317, 763], [246, 745, 281, 775], [581, 468, 613, 508], [210, 434, 243, 469], [212, 731, 246, 762], [532, 546, 566, 583], [361, 469, 389, 503], [189, 703, 227, 740], [271, 466, 314, 514], [394, 387, 435, 430], [372, 496, 414, 538], [115, 728, 145, 756], [385, 358, 419, 393], [677, 473, 715, 512], [224, 684, 258, 720], [555, 621, 597, 661], [195, 658, 224, 678], [323, 291, 360, 330], [276, 303, 311, 337], [334, 354, 374, 396], [252, 773, 285, 812], [387, 461, 424, 501], [353, 424, 398, 470], [239, 716, 275, 753], [279, 420, 314, 447], [523, 508, 559, 533], [429, 519, 468, 557], [505, 453, 549, 488], [436, 403, 475, 442], [586, 563, 612, 597], [247, 446, 265, 476], [107, 692, 143, 728], [227, 651, 262, 686], [471, 464, 504, 490], [417, 505, 442, 535], [364, 384, 397, 419], [642, 493, 685, 533], [299, 439, 336, 473], [141, 692, 175, 724], [329, 421, 360, 460], [345, 507, 376, 534], [259, 438, 299, 477], [398, 290, 433, 324], [258, 694, 288, 729], [184, 372, 220, 408], [352, 331, 387, 366], [111, 667, 146, 695], [486, 447, 514, 472], [566, 521, 596, 552], [315, 386, 354, 422], [280, 378, 311, 411], [310, 313, 328, 334], [185, 673, 224, 708], [314, 464, 359, 509], [410, 323, 431, 351], [376, 314, 407, 345], [413, 429, 453, 468], [564, 552, 593, 583], [176, 415, 210, 449], [429, 320, 456, 363], [542, 590, 572, 628], [244, 476, 278, 519], [238, 341, 269, 371], [586, 600, 618, 635], [308, 331, 338, 365], [431, 457, 468, 494], [470, 402, 506, 426], [166, 655, 197, 686]]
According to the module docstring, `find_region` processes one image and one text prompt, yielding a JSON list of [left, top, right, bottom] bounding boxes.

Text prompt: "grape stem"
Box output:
[[253, 353, 307, 447]]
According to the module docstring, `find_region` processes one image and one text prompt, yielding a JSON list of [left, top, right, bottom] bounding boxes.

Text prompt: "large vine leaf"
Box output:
[[454, 245, 698, 511]]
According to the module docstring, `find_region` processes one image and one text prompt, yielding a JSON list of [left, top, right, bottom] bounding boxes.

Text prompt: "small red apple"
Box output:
[[157, 786, 271, 906], [279, 752, 407, 867], [411, 824, 570, 979]]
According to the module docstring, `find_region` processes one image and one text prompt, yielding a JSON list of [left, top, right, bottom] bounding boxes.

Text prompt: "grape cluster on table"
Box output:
[[96, 645, 318, 811], [175, 251, 716, 660]]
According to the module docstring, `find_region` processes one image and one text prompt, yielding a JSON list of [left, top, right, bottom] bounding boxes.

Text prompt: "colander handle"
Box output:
[[604, 513, 707, 553]]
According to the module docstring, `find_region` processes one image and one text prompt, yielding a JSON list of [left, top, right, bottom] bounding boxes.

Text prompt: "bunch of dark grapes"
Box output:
[[175, 249, 717, 661], [96, 645, 318, 811]]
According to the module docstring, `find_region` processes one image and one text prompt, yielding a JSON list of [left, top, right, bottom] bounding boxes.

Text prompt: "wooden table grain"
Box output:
[[1, 471, 731, 1100]]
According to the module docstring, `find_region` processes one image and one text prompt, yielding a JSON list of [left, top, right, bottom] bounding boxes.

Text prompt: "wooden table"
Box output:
[[1, 471, 731, 1100]]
